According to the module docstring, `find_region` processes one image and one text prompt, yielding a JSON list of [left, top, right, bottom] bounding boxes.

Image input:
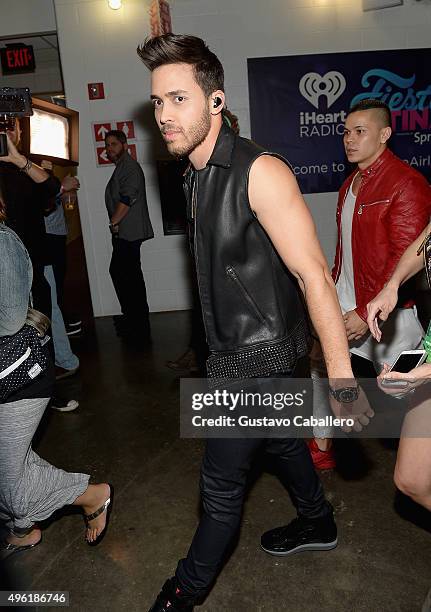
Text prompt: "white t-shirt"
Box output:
[[336, 181, 356, 314]]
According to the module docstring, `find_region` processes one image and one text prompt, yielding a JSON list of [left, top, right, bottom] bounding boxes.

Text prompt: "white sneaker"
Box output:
[[51, 398, 79, 412]]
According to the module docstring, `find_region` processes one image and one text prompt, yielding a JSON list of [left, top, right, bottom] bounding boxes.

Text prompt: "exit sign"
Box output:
[[0, 45, 36, 75]]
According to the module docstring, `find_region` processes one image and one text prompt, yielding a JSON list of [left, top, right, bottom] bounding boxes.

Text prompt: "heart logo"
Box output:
[[299, 71, 346, 109]]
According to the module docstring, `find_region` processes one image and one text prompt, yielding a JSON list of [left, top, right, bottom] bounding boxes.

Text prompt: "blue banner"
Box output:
[[248, 48, 431, 194]]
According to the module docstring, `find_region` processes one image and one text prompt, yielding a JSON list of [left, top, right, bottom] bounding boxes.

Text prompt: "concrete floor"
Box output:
[[2, 311, 431, 612]]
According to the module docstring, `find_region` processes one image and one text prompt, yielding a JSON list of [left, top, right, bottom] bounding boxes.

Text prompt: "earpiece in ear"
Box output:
[[213, 97, 222, 108]]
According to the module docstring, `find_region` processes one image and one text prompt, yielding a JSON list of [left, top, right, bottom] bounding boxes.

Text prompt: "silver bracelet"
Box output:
[[19, 158, 33, 173]]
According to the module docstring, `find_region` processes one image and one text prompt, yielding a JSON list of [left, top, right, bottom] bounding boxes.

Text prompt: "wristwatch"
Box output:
[[329, 386, 359, 403]]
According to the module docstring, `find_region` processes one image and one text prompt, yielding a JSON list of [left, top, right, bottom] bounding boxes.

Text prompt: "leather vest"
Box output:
[[184, 124, 311, 383]]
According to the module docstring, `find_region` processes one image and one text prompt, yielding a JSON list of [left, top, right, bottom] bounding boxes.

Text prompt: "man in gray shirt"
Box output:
[[105, 130, 154, 344]]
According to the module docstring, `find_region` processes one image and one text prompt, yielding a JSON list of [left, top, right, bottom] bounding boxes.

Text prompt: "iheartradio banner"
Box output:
[[248, 48, 431, 194]]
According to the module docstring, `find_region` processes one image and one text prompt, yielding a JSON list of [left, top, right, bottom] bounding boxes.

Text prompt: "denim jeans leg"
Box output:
[[44, 266, 79, 371]]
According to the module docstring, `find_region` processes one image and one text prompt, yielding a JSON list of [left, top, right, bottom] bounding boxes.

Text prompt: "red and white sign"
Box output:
[[96, 146, 113, 166], [128, 143, 137, 160], [88, 82, 105, 100], [116, 121, 135, 139], [93, 119, 138, 167], [93, 122, 113, 142]]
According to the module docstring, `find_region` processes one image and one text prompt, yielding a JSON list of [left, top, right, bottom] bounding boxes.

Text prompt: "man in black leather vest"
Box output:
[[138, 34, 365, 612]]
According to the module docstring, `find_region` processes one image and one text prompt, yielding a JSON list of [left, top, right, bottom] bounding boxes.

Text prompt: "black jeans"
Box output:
[[31, 262, 52, 321], [176, 393, 327, 597], [109, 237, 150, 336]]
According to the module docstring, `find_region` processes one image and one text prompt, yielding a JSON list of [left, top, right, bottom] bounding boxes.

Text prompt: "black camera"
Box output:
[[0, 87, 33, 157]]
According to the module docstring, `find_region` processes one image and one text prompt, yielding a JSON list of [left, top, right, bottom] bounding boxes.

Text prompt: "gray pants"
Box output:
[[0, 397, 89, 534]]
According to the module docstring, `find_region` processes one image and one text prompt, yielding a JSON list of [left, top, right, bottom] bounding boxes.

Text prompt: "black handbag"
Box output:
[[0, 311, 50, 402]]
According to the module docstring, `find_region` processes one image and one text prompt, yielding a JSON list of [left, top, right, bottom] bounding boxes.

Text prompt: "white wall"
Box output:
[[51, 0, 431, 315], [54, 0, 196, 315], [0, 0, 56, 37]]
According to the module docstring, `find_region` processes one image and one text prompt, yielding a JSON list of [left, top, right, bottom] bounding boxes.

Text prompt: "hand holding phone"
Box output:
[[379, 349, 427, 392], [381, 378, 408, 388]]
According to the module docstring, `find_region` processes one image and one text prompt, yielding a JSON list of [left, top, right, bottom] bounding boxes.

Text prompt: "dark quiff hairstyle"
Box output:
[[349, 98, 392, 128], [137, 33, 224, 98], [105, 130, 127, 144]]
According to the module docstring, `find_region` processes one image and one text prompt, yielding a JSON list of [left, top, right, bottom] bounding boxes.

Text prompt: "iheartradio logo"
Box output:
[[299, 71, 346, 109]]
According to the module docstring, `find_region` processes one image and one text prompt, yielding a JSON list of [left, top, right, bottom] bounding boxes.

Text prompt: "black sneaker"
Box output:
[[66, 321, 82, 337], [149, 578, 194, 612], [260, 506, 337, 556]]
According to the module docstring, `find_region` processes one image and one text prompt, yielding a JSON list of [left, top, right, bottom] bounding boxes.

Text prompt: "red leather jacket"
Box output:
[[332, 148, 431, 322]]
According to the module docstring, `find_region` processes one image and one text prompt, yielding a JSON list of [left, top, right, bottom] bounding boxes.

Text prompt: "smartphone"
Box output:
[[382, 349, 427, 387]]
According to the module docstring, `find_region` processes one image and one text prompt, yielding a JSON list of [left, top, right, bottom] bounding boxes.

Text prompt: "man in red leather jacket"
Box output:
[[333, 108, 430, 325], [310, 98, 431, 469]]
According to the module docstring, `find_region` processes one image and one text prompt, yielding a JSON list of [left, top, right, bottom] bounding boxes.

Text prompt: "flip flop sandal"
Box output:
[[84, 484, 113, 546], [0, 538, 41, 561]]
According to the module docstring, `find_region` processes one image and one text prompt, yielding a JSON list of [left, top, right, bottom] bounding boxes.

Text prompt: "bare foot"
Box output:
[[76, 483, 111, 543], [6, 527, 41, 548]]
